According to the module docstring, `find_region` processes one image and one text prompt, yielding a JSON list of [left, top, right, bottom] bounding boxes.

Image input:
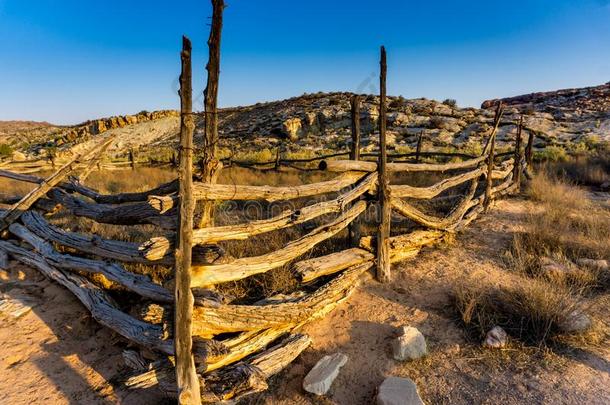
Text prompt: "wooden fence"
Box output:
[[0, 9, 534, 405]]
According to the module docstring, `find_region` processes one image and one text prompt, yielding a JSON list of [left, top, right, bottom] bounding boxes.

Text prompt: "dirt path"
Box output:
[[0, 198, 608, 404]]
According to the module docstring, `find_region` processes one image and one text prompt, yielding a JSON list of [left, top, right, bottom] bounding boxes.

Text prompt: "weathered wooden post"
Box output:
[[415, 132, 423, 163], [348, 95, 361, 245], [174, 36, 202, 405], [275, 146, 281, 170], [198, 0, 225, 228], [513, 115, 523, 190], [484, 103, 502, 210], [525, 128, 535, 169], [129, 148, 136, 170], [377, 46, 391, 283]]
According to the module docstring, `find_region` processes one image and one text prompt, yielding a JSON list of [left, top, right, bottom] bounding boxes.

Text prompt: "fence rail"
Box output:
[[0, 35, 536, 405]]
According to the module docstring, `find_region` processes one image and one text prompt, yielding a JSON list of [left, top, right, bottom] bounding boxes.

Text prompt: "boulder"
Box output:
[[377, 376, 425, 405], [303, 353, 348, 395], [483, 326, 507, 348], [282, 118, 302, 141], [392, 326, 427, 361]]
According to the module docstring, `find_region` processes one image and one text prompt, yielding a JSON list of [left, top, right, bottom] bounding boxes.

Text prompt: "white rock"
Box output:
[[377, 376, 425, 405], [483, 326, 507, 348], [302, 353, 348, 395], [392, 326, 427, 361]]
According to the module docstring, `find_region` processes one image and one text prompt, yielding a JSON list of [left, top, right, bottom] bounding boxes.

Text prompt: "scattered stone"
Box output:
[[377, 376, 425, 405], [303, 353, 348, 395], [576, 258, 609, 272], [483, 326, 507, 348], [392, 326, 427, 361], [600, 181, 610, 191], [559, 310, 592, 333]]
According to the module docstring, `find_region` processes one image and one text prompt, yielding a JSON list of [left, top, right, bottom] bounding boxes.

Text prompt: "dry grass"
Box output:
[[521, 171, 610, 264], [454, 167, 609, 348], [454, 277, 585, 345]]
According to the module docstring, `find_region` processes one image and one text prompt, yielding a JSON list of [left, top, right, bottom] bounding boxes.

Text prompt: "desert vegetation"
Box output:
[[454, 159, 609, 351]]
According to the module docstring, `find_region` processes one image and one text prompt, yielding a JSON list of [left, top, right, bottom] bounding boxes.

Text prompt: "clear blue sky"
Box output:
[[1, 0, 609, 124]]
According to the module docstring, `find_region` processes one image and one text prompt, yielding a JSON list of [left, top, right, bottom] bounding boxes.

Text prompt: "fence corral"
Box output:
[[0, 11, 533, 405]]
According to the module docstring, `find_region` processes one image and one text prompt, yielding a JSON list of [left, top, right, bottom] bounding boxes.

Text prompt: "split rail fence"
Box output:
[[0, 16, 534, 405]]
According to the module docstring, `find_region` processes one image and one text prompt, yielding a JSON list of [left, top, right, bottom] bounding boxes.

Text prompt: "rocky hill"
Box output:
[[3, 83, 609, 162]]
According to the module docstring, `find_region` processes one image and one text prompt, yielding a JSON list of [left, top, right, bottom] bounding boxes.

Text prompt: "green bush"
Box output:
[[536, 146, 569, 162], [0, 143, 13, 157]]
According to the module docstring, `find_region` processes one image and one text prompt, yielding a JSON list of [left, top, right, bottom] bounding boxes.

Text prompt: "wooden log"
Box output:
[[390, 167, 484, 199], [201, 324, 294, 373], [0, 249, 8, 270], [20, 211, 172, 265], [482, 102, 504, 157], [415, 132, 423, 163], [47, 188, 177, 229], [0, 240, 173, 354], [190, 200, 367, 287], [140, 172, 377, 261], [78, 136, 116, 182], [0, 138, 109, 231], [198, 0, 225, 230], [360, 229, 445, 263], [513, 116, 523, 190], [187, 171, 365, 202], [174, 35, 201, 405], [318, 156, 487, 173], [126, 333, 311, 403], [293, 247, 374, 283], [377, 46, 391, 283], [525, 128, 535, 168], [69, 178, 178, 204], [483, 105, 500, 210], [7, 223, 173, 302], [390, 178, 479, 231], [192, 261, 372, 337], [349, 95, 362, 246]]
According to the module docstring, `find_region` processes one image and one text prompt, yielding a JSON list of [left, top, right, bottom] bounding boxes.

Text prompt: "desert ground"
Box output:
[[1, 166, 608, 404]]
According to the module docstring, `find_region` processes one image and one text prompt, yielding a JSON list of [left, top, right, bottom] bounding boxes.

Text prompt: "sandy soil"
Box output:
[[1, 198, 608, 404]]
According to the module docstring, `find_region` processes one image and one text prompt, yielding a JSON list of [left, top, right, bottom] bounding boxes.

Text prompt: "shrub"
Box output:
[[535, 146, 569, 162], [442, 98, 457, 108], [454, 278, 584, 345], [389, 96, 407, 109], [0, 143, 13, 157]]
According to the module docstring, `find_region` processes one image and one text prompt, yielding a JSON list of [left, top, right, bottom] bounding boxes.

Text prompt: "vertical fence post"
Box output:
[[513, 115, 523, 190], [484, 102, 502, 210], [174, 36, 202, 405], [377, 46, 391, 283], [525, 128, 535, 169], [199, 0, 224, 228], [415, 132, 423, 163], [129, 148, 136, 170], [349, 95, 361, 246], [275, 146, 281, 170]]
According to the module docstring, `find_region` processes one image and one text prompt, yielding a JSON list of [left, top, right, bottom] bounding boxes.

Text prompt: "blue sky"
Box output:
[[0, 0, 609, 124]]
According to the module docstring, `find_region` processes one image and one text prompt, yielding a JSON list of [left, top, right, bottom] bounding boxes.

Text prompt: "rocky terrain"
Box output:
[[2, 82, 609, 162]]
